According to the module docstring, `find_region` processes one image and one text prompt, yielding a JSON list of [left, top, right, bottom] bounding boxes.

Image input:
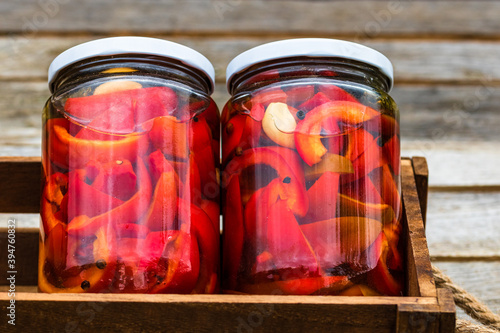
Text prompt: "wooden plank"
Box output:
[[0, 157, 40, 213], [412, 157, 428, 227], [432, 261, 500, 317], [396, 303, 440, 333], [437, 288, 456, 333], [2, 37, 500, 83], [0, 228, 38, 286], [401, 158, 436, 298], [1, 292, 438, 333], [402, 141, 500, 187], [2, 1, 500, 37], [426, 190, 500, 258]]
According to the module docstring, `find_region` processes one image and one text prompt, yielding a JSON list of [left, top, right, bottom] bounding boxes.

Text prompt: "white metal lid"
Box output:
[[226, 38, 394, 92], [48, 36, 215, 93]]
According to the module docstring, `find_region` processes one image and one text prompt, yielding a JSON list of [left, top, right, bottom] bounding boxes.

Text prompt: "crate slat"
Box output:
[[0, 156, 40, 213]]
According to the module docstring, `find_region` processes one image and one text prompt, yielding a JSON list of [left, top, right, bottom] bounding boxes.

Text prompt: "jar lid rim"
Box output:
[[226, 38, 394, 92], [48, 37, 215, 93]]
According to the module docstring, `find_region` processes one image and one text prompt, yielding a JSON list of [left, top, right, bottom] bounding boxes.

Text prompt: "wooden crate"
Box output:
[[0, 157, 455, 332]]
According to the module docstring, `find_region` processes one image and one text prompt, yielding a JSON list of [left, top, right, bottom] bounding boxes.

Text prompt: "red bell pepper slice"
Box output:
[[285, 85, 316, 107], [192, 144, 216, 199], [134, 87, 178, 125], [116, 223, 150, 239], [365, 232, 403, 296], [146, 149, 177, 185], [297, 92, 331, 112], [65, 86, 177, 124], [39, 226, 117, 293], [337, 193, 395, 225], [383, 134, 400, 176], [148, 116, 188, 160], [67, 158, 152, 237], [200, 199, 220, 235], [66, 171, 124, 221], [264, 200, 319, 276], [300, 217, 383, 272], [244, 178, 283, 248], [225, 147, 308, 217], [342, 175, 383, 205], [251, 87, 288, 108], [222, 114, 246, 163], [370, 164, 402, 221], [318, 85, 358, 103], [45, 222, 67, 272], [41, 172, 68, 234], [302, 171, 340, 224], [84, 100, 136, 134], [222, 175, 244, 290], [189, 117, 212, 153], [51, 121, 148, 169], [222, 104, 264, 164], [91, 159, 137, 201], [140, 169, 178, 232], [178, 198, 219, 293], [341, 135, 386, 184], [264, 146, 306, 187], [345, 128, 375, 162], [240, 275, 350, 295], [146, 230, 201, 294], [295, 101, 379, 166], [65, 88, 137, 121]]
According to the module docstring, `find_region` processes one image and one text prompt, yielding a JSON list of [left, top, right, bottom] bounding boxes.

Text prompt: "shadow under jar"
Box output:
[[40, 37, 220, 293], [221, 38, 403, 296]]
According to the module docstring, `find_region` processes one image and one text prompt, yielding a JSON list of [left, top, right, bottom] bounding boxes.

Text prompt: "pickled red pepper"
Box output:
[[222, 39, 402, 296], [41, 84, 220, 293]]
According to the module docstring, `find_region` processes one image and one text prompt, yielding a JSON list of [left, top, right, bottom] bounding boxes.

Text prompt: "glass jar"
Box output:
[[222, 39, 402, 296], [40, 37, 220, 293]]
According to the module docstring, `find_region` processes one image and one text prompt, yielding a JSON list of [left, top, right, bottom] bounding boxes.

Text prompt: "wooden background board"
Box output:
[[0, 0, 498, 322]]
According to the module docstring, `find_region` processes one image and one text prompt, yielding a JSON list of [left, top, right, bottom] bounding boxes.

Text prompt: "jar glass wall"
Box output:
[[222, 40, 402, 296], [40, 38, 220, 293]]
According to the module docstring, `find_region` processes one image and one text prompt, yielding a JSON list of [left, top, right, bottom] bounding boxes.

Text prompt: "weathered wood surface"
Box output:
[[2, 1, 500, 37], [2, 37, 500, 83], [435, 261, 500, 316]]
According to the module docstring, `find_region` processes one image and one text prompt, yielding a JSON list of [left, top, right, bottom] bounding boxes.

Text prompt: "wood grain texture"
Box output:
[[433, 261, 500, 317], [2, 37, 500, 83], [0, 157, 40, 213], [0, 227, 38, 286], [437, 288, 457, 333], [412, 157, 429, 227], [426, 190, 500, 258], [401, 158, 435, 298], [1, 1, 500, 37]]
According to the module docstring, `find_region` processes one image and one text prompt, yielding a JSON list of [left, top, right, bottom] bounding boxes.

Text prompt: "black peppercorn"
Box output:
[[96, 259, 107, 269], [283, 176, 291, 184], [81, 280, 90, 290]]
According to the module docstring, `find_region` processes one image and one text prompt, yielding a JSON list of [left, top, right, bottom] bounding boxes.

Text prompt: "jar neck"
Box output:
[[51, 54, 212, 95], [229, 57, 391, 95]]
